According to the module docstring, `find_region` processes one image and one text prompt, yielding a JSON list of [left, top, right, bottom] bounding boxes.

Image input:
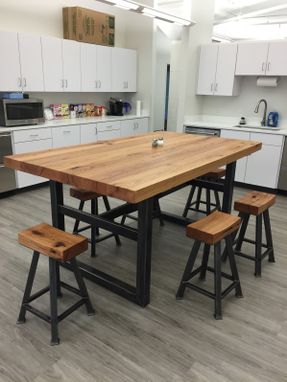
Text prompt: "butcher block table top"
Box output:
[[5, 131, 261, 204]]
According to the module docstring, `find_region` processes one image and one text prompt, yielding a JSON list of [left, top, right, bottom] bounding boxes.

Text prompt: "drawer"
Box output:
[[52, 125, 80, 148], [220, 129, 250, 140], [97, 121, 121, 132], [81, 124, 98, 144], [13, 128, 52, 143], [250, 132, 284, 146]]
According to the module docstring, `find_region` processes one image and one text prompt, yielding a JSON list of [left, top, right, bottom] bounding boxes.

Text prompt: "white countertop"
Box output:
[[184, 115, 287, 136], [0, 114, 149, 133]]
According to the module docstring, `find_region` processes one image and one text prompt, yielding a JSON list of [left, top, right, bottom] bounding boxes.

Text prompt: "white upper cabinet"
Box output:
[[235, 42, 269, 76], [215, 44, 239, 96], [111, 48, 137, 92], [62, 39, 81, 92], [266, 41, 287, 76], [197, 44, 239, 96], [41, 36, 63, 92], [197, 44, 218, 95], [0, 31, 22, 91], [18, 33, 44, 92], [81, 43, 111, 92]]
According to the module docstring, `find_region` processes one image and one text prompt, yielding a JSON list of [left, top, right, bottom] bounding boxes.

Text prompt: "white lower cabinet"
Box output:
[[121, 118, 149, 137], [245, 133, 283, 189], [220, 129, 249, 182], [52, 125, 80, 148], [80, 124, 98, 144], [97, 121, 121, 141], [14, 139, 52, 188]]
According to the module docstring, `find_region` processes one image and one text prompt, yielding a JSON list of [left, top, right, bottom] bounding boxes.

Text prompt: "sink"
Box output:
[[234, 124, 280, 131]]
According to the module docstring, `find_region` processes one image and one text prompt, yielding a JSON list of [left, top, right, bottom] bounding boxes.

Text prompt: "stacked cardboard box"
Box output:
[[63, 6, 115, 46]]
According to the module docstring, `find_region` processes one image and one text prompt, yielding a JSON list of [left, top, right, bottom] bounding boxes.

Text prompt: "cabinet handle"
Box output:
[[262, 62, 265, 72], [18, 77, 22, 88], [211, 83, 213, 92], [268, 62, 271, 72], [106, 125, 113, 128], [29, 134, 39, 137], [63, 130, 71, 134], [23, 77, 27, 87], [215, 83, 218, 92]]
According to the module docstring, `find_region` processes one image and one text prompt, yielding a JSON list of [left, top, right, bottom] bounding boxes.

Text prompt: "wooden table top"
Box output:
[[5, 131, 261, 203]]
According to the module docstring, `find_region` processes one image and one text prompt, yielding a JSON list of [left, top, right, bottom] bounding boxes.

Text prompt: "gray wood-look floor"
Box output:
[[0, 185, 287, 382]]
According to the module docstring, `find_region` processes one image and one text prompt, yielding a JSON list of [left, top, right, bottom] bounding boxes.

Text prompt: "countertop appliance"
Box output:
[[0, 132, 16, 193], [0, 98, 44, 127], [108, 98, 123, 116], [185, 125, 221, 136], [278, 137, 287, 191]]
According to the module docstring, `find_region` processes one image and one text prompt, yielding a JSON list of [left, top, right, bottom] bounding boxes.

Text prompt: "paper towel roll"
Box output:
[[136, 100, 141, 116], [257, 77, 278, 87]]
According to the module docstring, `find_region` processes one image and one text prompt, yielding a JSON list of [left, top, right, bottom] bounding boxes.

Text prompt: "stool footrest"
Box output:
[[206, 266, 234, 281], [60, 281, 82, 296], [28, 286, 50, 303], [235, 248, 272, 261], [58, 299, 87, 322], [23, 304, 50, 323], [240, 237, 268, 248]]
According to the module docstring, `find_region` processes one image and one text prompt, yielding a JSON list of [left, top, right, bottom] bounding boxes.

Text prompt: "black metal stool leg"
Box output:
[[90, 199, 96, 258], [94, 198, 100, 236], [17, 251, 40, 324], [176, 240, 201, 299], [263, 209, 275, 263], [214, 242, 222, 320], [102, 196, 122, 246], [120, 214, 127, 225], [155, 198, 165, 226], [214, 190, 221, 211], [195, 187, 202, 211], [55, 262, 62, 297], [206, 189, 211, 215], [49, 258, 60, 346], [73, 200, 85, 233], [225, 236, 243, 297], [235, 213, 250, 251], [182, 185, 196, 217], [255, 214, 263, 277], [70, 258, 95, 315], [199, 244, 210, 280]]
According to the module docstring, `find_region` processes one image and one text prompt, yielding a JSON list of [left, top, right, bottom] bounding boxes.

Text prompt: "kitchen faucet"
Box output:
[[254, 99, 267, 126]]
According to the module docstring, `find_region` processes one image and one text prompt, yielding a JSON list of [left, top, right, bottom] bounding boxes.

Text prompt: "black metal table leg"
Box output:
[[136, 198, 153, 307], [222, 162, 236, 213], [90, 199, 96, 258]]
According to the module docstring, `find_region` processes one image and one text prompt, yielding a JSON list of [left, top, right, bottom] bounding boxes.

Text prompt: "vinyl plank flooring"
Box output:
[[0, 185, 287, 381]]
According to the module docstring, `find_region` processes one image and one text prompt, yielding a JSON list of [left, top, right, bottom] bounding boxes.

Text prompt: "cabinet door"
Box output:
[[245, 144, 282, 188], [0, 31, 22, 91], [220, 130, 250, 182], [14, 139, 52, 188], [18, 33, 44, 92], [215, 44, 238, 96], [52, 126, 80, 148], [41, 36, 63, 92], [267, 41, 287, 76], [62, 39, 81, 92], [98, 129, 121, 141], [133, 118, 149, 135], [121, 120, 134, 137], [80, 43, 97, 92], [97, 45, 112, 92], [196, 45, 218, 95], [235, 42, 269, 76], [111, 48, 137, 92], [81, 124, 98, 144]]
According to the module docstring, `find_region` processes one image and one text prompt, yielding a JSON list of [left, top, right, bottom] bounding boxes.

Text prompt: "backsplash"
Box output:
[[201, 77, 287, 122]]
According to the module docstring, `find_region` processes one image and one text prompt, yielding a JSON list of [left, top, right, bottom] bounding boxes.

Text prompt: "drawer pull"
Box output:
[[29, 134, 39, 137], [63, 130, 71, 134]]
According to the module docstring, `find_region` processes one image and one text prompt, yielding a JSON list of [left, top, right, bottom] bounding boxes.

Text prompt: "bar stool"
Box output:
[[182, 168, 225, 217], [121, 198, 165, 226], [17, 223, 95, 345], [70, 188, 121, 257], [176, 211, 242, 319], [233, 191, 276, 277]]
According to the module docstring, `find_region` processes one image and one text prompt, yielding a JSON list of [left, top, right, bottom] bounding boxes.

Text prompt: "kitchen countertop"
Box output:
[[184, 115, 287, 136], [0, 114, 149, 133]]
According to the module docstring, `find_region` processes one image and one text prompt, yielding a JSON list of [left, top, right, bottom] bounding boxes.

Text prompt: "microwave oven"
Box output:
[[0, 98, 45, 127]]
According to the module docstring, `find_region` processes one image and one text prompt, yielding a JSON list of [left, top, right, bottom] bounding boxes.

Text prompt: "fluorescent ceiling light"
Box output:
[[96, 0, 195, 26]]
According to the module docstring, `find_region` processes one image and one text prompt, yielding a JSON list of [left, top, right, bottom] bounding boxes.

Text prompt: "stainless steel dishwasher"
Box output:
[[278, 137, 287, 191], [0, 132, 16, 193], [185, 125, 221, 137]]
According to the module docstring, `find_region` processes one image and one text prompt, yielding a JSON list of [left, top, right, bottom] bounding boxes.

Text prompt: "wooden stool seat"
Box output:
[[202, 168, 226, 181], [234, 191, 276, 216], [70, 188, 102, 201], [186, 211, 241, 245], [19, 223, 88, 261]]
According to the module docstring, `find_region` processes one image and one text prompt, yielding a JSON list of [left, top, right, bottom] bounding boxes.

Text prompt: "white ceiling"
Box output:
[[157, 0, 287, 40]]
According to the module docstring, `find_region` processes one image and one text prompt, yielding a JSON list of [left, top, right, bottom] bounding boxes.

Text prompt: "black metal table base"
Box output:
[[49, 162, 236, 307]]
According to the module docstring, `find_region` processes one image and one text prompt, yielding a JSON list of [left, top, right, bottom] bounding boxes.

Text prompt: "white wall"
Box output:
[[202, 77, 287, 122]]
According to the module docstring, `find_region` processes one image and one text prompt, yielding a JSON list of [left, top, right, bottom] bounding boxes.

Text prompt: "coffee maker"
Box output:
[[108, 98, 123, 116]]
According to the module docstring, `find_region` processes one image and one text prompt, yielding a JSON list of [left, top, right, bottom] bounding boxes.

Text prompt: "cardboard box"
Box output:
[[63, 6, 115, 47]]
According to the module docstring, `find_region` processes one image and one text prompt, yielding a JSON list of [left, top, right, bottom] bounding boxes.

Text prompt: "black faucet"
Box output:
[[254, 99, 267, 126]]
